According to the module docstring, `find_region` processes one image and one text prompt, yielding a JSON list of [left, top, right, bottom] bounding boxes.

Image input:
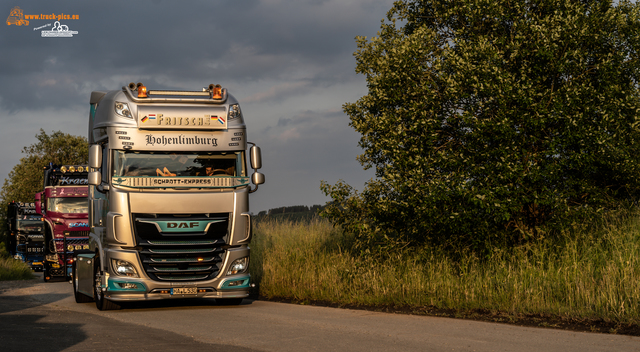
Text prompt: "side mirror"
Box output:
[[88, 171, 101, 186], [250, 145, 262, 170], [89, 145, 102, 169], [34, 193, 42, 215], [252, 172, 265, 185]]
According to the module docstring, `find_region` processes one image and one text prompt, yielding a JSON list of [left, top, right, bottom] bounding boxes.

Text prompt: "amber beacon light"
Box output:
[[209, 84, 222, 99], [137, 83, 148, 98]]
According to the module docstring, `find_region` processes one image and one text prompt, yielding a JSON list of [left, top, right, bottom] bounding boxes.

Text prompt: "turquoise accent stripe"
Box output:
[[107, 280, 147, 292], [90, 104, 97, 121], [220, 275, 251, 290], [77, 253, 95, 260]]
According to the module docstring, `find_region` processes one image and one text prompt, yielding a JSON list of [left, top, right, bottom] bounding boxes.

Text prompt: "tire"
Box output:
[[93, 255, 120, 311], [216, 298, 244, 306], [73, 261, 93, 303]]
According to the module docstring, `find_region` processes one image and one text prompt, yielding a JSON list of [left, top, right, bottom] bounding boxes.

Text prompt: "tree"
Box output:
[[321, 0, 640, 251], [0, 130, 88, 243]]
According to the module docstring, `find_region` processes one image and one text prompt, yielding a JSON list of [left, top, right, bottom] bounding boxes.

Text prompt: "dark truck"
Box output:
[[35, 164, 89, 281], [6, 201, 44, 271]]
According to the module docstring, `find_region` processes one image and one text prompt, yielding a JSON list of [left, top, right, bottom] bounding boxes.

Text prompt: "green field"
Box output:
[[250, 213, 640, 333]]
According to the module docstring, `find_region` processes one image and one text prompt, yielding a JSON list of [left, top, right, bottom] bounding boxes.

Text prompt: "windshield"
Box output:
[[47, 197, 88, 214], [113, 151, 246, 177], [17, 220, 43, 232]]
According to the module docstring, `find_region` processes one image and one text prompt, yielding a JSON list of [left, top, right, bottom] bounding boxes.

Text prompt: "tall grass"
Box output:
[[0, 257, 34, 281], [0, 244, 35, 281], [250, 214, 640, 324]]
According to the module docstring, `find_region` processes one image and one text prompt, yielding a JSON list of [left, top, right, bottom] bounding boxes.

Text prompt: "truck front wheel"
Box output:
[[93, 256, 120, 311]]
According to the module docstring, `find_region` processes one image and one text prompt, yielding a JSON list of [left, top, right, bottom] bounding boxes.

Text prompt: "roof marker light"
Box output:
[[115, 101, 132, 118], [228, 104, 241, 120], [138, 84, 148, 98], [210, 84, 222, 99]]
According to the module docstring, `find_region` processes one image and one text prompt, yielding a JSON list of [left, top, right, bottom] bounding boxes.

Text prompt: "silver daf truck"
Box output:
[[73, 82, 264, 310]]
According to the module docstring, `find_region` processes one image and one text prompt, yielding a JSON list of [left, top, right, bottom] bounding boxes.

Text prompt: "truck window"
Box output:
[[101, 144, 109, 184], [47, 198, 89, 213], [113, 151, 245, 177]]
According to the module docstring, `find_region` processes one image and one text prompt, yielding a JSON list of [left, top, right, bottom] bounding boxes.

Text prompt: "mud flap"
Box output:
[[75, 253, 95, 297]]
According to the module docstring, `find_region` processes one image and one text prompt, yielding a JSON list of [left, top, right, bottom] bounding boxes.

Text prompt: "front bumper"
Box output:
[[29, 261, 44, 271], [99, 247, 251, 302], [104, 276, 250, 301]]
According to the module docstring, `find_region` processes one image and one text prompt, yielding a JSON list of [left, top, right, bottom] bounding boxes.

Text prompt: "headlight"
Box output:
[[227, 104, 242, 120], [111, 259, 139, 277], [226, 257, 249, 275], [114, 101, 132, 118]]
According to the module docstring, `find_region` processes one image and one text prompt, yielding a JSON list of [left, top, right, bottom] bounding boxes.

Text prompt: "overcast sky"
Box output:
[[0, 0, 395, 212]]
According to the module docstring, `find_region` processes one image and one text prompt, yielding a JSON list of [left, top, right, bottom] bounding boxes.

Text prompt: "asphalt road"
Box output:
[[1, 273, 639, 352]]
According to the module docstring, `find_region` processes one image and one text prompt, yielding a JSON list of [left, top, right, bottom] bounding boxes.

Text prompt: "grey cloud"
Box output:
[[0, 0, 393, 212], [1, 0, 391, 111], [250, 108, 375, 212], [243, 81, 313, 104], [277, 118, 292, 127]]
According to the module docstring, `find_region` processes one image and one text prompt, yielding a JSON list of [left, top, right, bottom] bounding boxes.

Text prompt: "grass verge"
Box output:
[[0, 257, 35, 281], [0, 244, 35, 281], [250, 214, 640, 335]]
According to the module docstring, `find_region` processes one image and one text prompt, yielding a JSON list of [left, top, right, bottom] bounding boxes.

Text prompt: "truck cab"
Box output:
[[36, 165, 89, 281], [6, 202, 44, 270], [74, 83, 264, 310]]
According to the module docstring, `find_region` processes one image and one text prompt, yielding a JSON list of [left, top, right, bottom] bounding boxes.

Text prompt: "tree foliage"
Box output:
[[322, 0, 640, 251], [0, 130, 88, 241]]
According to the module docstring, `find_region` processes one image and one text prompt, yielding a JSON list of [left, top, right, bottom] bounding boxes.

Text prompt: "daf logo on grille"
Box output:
[[167, 222, 200, 229]]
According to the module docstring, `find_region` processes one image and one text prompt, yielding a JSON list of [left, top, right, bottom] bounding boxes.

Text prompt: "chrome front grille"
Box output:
[[133, 213, 229, 281]]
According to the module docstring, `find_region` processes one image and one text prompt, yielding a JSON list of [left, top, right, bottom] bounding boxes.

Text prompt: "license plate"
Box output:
[[171, 287, 197, 295]]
